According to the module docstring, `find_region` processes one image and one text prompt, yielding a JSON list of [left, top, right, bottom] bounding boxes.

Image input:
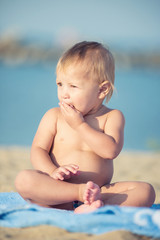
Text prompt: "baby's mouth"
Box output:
[[61, 100, 74, 108], [69, 104, 74, 108]]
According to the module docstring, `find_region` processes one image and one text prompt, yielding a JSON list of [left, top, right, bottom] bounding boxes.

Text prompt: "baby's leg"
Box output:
[[100, 181, 155, 207], [15, 169, 85, 207]]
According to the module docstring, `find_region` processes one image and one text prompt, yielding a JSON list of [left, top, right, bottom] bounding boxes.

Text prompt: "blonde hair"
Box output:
[[56, 41, 115, 102]]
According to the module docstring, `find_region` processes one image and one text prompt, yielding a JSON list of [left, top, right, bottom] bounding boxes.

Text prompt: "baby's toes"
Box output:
[[84, 189, 91, 204]]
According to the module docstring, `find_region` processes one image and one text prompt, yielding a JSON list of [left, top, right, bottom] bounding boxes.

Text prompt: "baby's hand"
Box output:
[[50, 164, 79, 180], [59, 101, 84, 130]]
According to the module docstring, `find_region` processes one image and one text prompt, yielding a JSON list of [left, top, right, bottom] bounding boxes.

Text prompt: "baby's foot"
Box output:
[[74, 200, 103, 214], [84, 181, 101, 205]]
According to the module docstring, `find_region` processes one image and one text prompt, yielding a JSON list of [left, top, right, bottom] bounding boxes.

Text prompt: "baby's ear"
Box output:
[[98, 81, 111, 99]]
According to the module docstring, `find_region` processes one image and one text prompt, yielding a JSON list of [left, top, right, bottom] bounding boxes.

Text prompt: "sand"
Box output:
[[0, 146, 160, 240]]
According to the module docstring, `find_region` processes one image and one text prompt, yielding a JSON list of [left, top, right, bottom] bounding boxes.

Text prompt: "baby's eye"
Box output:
[[57, 82, 62, 87], [70, 85, 77, 88]]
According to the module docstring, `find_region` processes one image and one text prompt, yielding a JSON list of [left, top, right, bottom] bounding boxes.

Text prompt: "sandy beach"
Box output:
[[0, 146, 160, 239]]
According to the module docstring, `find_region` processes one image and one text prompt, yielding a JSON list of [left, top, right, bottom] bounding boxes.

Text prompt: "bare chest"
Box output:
[[53, 121, 90, 156]]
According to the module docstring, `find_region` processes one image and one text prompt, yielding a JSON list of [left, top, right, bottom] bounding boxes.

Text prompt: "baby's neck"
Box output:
[[84, 104, 106, 117]]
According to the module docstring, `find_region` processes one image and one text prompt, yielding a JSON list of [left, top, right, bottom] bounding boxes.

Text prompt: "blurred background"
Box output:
[[0, 0, 160, 151]]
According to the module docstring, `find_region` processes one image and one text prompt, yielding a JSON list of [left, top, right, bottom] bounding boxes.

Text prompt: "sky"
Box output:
[[0, 0, 160, 50]]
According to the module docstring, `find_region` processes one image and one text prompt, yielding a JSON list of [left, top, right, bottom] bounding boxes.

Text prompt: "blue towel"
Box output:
[[0, 192, 160, 237]]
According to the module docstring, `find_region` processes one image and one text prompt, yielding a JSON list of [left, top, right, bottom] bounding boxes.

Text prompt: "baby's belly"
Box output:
[[51, 150, 113, 187]]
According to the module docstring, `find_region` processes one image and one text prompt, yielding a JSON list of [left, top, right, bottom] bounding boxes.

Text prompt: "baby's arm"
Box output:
[[30, 108, 58, 175], [78, 110, 125, 159], [31, 108, 79, 179], [60, 102, 125, 159]]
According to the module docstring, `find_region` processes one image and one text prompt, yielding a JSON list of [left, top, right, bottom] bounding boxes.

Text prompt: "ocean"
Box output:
[[0, 63, 160, 151]]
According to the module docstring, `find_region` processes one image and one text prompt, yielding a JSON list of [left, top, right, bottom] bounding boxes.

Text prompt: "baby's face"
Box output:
[[56, 65, 101, 116]]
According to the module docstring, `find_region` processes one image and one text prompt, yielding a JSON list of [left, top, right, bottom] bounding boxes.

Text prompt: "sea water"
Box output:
[[0, 63, 160, 151]]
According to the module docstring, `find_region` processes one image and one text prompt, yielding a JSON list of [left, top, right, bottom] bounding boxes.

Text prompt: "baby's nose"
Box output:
[[62, 88, 70, 99]]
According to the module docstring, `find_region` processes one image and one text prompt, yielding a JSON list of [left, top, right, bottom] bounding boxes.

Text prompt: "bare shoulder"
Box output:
[[101, 105, 125, 121], [107, 109, 125, 122], [32, 108, 60, 149], [103, 107, 125, 130], [37, 107, 60, 133], [44, 107, 60, 117], [41, 107, 60, 122]]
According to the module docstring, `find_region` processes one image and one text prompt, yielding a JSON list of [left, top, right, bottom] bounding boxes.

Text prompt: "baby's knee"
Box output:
[[138, 182, 155, 206], [15, 170, 34, 195]]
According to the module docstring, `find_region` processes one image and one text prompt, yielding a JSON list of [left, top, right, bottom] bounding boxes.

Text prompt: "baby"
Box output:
[[15, 41, 155, 213]]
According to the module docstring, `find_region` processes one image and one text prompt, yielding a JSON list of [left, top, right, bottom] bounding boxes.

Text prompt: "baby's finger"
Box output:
[[61, 102, 76, 114], [65, 164, 79, 170], [55, 172, 64, 180], [69, 164, 79, 169], [65, 165, 79, 174], [59, 102, 67, 114], [60, 102, 70, 111], [59, 167, 70, 176]]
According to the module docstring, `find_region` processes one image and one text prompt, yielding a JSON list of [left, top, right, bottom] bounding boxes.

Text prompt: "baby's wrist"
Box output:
[[49, 167, 57, 177]]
